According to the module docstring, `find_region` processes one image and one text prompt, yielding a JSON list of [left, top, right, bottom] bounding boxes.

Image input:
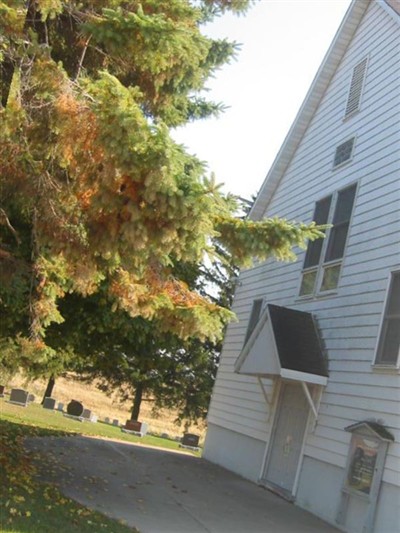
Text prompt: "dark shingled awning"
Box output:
[[234, 303, 328, 384], [268, 304, 328, 377]]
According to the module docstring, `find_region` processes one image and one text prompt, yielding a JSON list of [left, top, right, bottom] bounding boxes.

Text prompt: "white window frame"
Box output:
[[298, 182, 358, 299], [373, 270, 400, 369], [332, 136, 357, 170]]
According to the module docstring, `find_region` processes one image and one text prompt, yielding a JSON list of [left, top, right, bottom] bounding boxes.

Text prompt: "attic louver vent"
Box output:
[[333, 137, 355, 168], [344, 57, 368, 118]]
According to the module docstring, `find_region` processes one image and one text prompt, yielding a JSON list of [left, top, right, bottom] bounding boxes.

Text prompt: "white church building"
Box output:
[[203, 1, 400, 532]]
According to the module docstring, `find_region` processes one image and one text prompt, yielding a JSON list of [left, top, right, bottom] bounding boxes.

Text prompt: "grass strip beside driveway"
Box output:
[[0, 404, 141, 532]]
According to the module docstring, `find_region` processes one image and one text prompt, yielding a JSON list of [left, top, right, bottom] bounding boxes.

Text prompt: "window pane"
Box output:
[[300, 270, 317, 296], [315, 196, 333, 224], [376, 272, 400, 365], [304, 240, 324, 268], [333, 138, 355, 167], [303, 196, 332, 268], [245, 299, 263, 343], [379, 319, 400, 364], [387, 273, 400, 315], [325, 223, 349, 262], [321, 264, 341, 291], [333, 185, 357, 224]]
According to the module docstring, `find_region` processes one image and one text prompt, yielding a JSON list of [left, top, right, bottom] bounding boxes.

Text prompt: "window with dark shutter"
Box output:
[[325, 184, 357, 262], [244, 299, 263, 344], [375, 272, 400, 365], [303, 196, 332, 268], [333, 138, 355, 168], [344, 57, 368, 119], [299, 183, 358, 297]]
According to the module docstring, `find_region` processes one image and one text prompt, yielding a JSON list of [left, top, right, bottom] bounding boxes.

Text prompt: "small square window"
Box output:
[[333, 138, 355, 168]]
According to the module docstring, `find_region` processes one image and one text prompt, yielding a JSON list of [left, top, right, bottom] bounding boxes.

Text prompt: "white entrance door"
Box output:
[[262, 381, 310, 498]]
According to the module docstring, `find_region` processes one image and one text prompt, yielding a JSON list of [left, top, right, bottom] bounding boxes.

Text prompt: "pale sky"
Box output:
[[172, 0, 353, 200]]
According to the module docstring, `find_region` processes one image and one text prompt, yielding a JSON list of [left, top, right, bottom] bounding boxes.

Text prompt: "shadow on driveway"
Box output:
[[26, 435, 339, 533]]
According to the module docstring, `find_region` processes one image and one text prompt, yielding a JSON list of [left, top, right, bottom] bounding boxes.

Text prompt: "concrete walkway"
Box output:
[[27, 435, 339, 533]]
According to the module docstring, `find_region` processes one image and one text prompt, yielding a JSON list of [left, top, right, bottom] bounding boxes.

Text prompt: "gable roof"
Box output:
[[234, 304, 328, 384], [345, 421, 395, 441], [249, 0, 399, 221]]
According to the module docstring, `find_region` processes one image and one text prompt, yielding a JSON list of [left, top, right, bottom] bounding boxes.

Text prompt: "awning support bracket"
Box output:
[[258, 377, 279, 422], [301, 381, 319, 419], [258, 377, 272, 406]]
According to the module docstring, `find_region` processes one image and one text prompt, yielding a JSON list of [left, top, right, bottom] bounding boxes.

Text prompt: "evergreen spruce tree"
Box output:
[[1, 1, 324, 371]]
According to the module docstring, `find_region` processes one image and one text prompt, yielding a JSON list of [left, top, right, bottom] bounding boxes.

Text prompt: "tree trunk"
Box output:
[[41, 374, 55, 404], [130, 382, 144, 421], [2, 1, 46, 108]]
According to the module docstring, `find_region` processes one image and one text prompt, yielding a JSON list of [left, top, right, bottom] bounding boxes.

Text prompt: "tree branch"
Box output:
[[0, 208, 21, 245], [74, 35, 92, 81]]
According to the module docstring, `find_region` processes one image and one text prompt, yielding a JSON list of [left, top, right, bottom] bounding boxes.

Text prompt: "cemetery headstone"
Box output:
[[57, 402, 64, 411], [9, 388, 29, 407], [122, 419, 148, 437], [0, 385, 5, 397], [124, 420, 142, 432], [82, 408, 92, 420], [80, 409, 97, 423], [28, 393, 35, 403], [104, 417, 111, 424], [43, 397, 56, 410], [112, 419, 120, 427], [66, 400, 84, 417], [180, 433, 200, 450]]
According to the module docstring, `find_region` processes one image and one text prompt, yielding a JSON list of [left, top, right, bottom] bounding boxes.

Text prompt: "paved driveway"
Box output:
[[27, 435, 339, 533]]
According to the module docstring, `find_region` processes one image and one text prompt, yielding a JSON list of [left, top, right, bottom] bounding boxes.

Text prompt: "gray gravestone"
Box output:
[[82, 408, 92, 420], [0, 385, 5, 397], [104, 417, 111, 424], [112, 419, 120, 426], [181, 433, 200, 448], [28, 393, 35, 403], [57, 402, 64, 411], [67, 400, 84, 417], [9, 388, 29, 406], [43, 397, 56, 410], [81, 409, 97, 423]]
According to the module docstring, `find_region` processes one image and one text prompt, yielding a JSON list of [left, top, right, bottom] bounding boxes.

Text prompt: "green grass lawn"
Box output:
[[0, 398, 199, 532], [0, 399, 199, 453]]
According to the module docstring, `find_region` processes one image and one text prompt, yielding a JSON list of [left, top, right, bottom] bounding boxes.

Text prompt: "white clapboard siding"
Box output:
[[207, 0, 400, 487]]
